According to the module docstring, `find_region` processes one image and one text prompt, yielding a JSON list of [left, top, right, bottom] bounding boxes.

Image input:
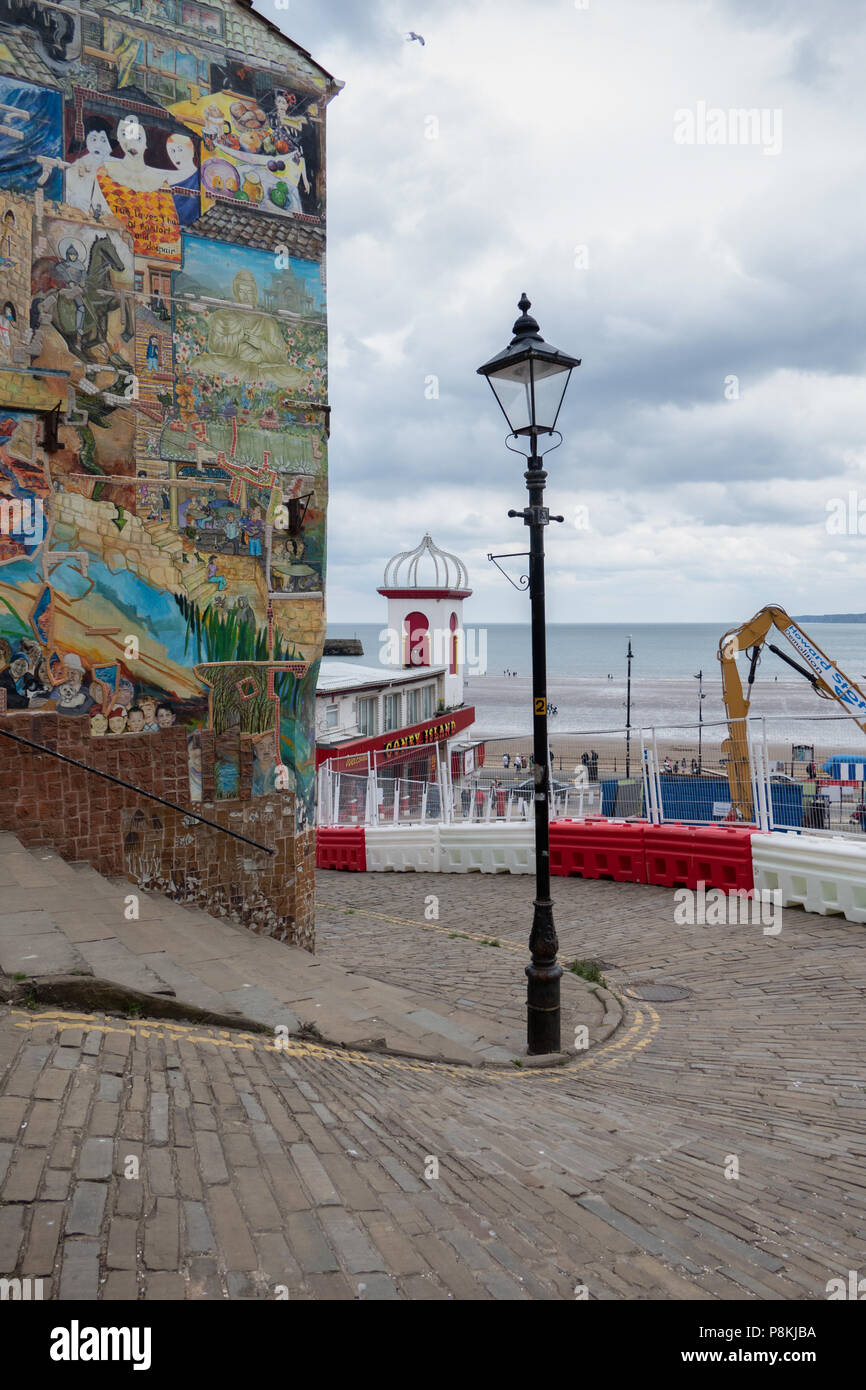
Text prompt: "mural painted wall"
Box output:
[[0, 1, 339, 877]]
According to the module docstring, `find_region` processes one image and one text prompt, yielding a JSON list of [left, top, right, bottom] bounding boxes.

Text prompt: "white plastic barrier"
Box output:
[[359, 822, 535, 874], [438, 822, 535, 875], [364, 824, 439, 873], [751, 830, 866, 923]]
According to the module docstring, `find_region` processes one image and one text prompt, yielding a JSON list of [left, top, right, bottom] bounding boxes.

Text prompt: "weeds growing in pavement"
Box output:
[[569, 958, 607, 988]]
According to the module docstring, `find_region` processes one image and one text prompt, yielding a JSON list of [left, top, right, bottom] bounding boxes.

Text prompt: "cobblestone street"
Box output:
[[2, 868, 865, 1300]]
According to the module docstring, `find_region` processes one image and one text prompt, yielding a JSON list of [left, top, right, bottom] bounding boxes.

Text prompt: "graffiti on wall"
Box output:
[[0, 0, 336, 825]]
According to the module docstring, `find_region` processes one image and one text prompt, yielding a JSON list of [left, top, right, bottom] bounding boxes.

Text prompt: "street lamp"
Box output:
[[694, 670, 706, 773], [625, 635, 634, 778], [478, 293, 581, 1055]]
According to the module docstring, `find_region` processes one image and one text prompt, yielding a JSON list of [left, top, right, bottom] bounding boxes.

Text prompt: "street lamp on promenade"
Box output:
[[477, 293, 581, 1055], [626, 634, 634, 778], [694, 669, 705, 773]]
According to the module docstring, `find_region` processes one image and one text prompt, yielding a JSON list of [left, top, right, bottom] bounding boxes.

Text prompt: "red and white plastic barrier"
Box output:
[[317, 819, 866, 925], [751, 831, 866, 923]]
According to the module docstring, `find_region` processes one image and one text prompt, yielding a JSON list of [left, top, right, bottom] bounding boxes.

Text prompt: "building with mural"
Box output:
[[0, 0, 341, 949]]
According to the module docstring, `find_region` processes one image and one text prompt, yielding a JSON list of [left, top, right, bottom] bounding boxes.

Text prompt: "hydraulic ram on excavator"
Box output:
[[718, 606, 866, 821]]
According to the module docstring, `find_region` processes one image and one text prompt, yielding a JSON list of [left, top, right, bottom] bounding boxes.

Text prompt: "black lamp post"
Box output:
[[625, 635, 634, 778], [694, 670, 705, 773], [478, 293, 581, 1055]]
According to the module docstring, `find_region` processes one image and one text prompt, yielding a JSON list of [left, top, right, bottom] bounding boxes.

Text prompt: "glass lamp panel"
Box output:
[[487, 360, 533, 433], [531, 361, 572, 433]]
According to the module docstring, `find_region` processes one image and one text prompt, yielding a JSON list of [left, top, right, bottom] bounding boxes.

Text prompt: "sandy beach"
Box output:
[[464, 674, 866, 775]]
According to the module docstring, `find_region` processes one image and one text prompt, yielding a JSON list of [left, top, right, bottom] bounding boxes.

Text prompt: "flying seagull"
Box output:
[[406, 31, 425, 45]]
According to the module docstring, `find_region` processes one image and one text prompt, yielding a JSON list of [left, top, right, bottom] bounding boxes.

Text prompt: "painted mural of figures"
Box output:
[[206, 554, 226, 591], [115, 676, 136, 710], [31, 232, 134, 363], [251, 730, 279, 796], [264, 90, 303, 157], [190, 269, 305, 387], [156, 702, 175, 729], [140, 696, 159, 733], [0, 301, 16, 361], [64, 121, 114, 215], [280, 149, 310, 213], [53, 238, 87, 347], [75, 115, 183, 261], [49, 653, 96, 714], [166, 133, 201, 227], [13, 639, 53, 706], [108, 706, 128, 735], [0, 655, 30, 708], [88, 679, 109, 712], [242, 506, 264, 557]]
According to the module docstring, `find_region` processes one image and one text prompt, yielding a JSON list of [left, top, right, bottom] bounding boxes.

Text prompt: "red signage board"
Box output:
[[316, 705, 475, 769]]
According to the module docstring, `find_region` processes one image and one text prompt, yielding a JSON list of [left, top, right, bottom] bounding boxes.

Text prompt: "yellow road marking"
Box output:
[[8, 1000, 660, 1081]]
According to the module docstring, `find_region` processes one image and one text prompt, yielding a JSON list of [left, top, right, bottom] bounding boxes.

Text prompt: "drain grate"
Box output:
[[625, 983, 692, 1002]]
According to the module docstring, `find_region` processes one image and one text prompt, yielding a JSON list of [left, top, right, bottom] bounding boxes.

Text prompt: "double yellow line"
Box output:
[[9, 1000, 660, 1082]]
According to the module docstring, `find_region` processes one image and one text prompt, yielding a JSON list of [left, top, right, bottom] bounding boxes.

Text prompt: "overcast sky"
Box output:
[[259, 0, 866, 624]]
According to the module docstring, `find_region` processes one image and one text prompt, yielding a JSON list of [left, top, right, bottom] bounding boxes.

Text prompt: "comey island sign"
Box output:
[[316, 706, 475, 768], [383, 718, 457, 756]]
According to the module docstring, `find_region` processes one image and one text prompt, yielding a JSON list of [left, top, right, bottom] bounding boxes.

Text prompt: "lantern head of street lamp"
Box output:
[[477, 293, 581, 446]]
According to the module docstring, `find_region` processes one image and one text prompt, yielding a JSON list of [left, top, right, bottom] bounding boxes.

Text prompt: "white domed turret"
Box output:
[[378, 534, 473, 706], [382, 533, 470, 593]]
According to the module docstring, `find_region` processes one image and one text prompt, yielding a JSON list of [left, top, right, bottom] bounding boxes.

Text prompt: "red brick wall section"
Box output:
[[0, 712, 312, 951]]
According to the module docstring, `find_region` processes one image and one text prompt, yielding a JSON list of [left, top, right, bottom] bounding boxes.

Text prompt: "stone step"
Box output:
[[152, 533, 184, 554], [74, 937, 180, 997], [0, 908, 91, 977]]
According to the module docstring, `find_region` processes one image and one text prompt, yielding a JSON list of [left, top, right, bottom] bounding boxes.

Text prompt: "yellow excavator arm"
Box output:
[[718, 605, 866, 820]]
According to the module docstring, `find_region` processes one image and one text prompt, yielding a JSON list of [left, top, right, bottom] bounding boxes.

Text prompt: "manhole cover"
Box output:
[[625, 983, 692, 1002]]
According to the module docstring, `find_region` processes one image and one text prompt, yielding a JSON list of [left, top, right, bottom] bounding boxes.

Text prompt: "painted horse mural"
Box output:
[[31, 233, 134, 363]]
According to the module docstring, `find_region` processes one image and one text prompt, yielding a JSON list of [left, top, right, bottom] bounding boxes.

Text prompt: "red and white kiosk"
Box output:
[[316, 535, 484, 820]]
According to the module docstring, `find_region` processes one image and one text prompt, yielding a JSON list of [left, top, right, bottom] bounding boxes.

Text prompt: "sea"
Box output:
[[324, 621, 866, 742]]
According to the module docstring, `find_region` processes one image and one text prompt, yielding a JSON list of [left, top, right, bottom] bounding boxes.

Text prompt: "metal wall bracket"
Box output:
[[488, 551, 529, 592]]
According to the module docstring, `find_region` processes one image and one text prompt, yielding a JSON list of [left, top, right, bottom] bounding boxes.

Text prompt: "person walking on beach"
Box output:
[[502, 752, 510, 770], [590, 750, 598, 783]]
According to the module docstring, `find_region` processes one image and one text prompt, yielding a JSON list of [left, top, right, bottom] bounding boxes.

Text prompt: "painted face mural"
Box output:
[[0, 0, 336, 836]]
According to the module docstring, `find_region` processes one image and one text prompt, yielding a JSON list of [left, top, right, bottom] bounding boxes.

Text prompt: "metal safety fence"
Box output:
[[317, 715, 866, 837]]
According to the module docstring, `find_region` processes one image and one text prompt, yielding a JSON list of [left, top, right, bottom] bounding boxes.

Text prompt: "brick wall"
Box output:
[[0, 712, 314, 951]]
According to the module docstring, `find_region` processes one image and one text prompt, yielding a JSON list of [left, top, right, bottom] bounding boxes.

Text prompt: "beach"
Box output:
[[465, 674, 866, 776]]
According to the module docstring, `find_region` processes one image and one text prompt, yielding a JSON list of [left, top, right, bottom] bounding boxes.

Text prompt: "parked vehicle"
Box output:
[[512, 776, 572, 801]]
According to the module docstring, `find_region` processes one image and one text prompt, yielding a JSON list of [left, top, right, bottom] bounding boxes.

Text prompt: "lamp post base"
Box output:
[[526, 896, 562, 1055]]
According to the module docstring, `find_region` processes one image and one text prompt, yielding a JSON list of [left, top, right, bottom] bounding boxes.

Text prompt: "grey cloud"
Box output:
[[265, 0, 866, 619]]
